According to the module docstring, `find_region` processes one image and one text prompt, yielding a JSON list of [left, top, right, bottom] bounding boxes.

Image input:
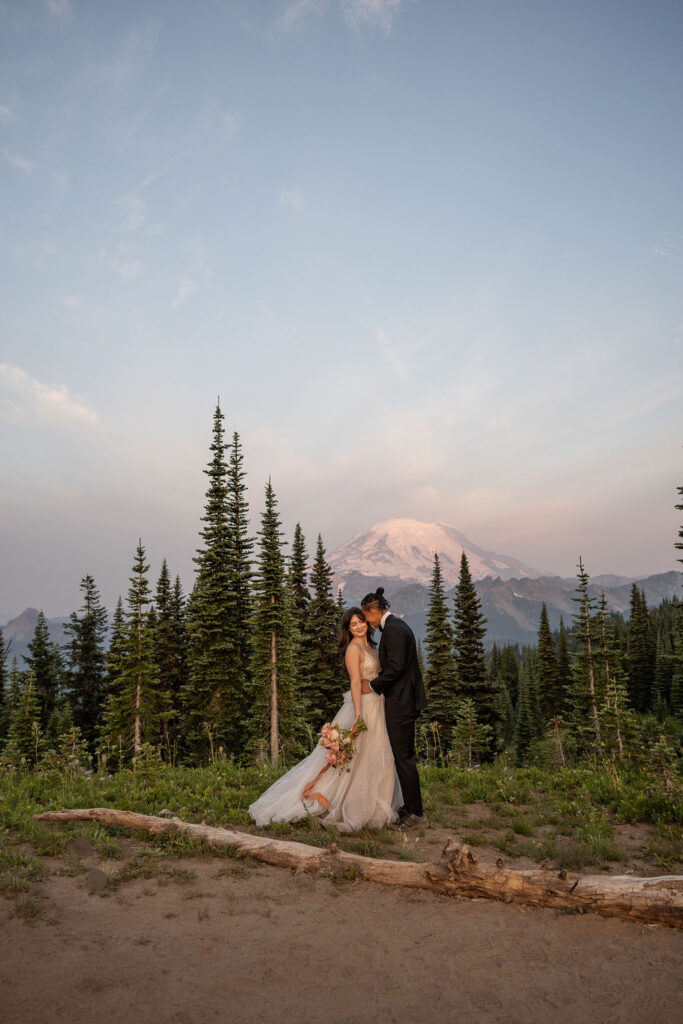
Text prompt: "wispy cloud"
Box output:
[[274, 0, 328, 34], [57, 295, 81, 310], [170, 240, 212, 309], [117, 191, 148, 231], [99, 244, 143, 280], [223, 112, 242, 140], [0, 364, 99, 427], [2, 150, 37, 175], [88, 23, 160, 91], [0, 104, 14, 123], [171, 277, 197, 308], [46, 0, 74, 22], [278, 187, 304, 213], [342, 0, 403, 33], [376, 329, 407, 377]]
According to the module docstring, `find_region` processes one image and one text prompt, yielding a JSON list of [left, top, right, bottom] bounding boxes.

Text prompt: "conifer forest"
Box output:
[[1, 402, 682, 794]]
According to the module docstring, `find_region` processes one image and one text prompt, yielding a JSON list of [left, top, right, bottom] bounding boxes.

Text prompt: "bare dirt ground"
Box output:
[[2, 836, 682, 1024]]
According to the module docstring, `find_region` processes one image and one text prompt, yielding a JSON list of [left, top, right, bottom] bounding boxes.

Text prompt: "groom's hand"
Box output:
[[360, 677, 372, 695]]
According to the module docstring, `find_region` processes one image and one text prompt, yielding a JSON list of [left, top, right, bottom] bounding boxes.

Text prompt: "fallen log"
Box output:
[[35, 807, 683, 928]]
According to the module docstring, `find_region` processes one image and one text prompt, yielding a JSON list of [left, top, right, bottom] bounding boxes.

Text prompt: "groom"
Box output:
[[361, 587, 427, 829]]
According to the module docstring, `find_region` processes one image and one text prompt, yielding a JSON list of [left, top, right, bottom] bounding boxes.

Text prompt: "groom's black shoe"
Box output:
[[400, 813, 427, 830], [388, 807, 411, 830], [390, 811, 427, 831]]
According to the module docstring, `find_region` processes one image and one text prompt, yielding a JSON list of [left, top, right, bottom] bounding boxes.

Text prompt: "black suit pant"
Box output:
[[385, 712, 423, 817]]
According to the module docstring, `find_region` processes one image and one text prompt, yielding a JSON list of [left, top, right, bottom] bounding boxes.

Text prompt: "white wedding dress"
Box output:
[[249, 646, 402, 833]]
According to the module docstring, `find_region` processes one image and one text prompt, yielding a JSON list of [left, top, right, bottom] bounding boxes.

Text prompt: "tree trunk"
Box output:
[[270, 624, 278, 765], [34, 808, 683, 928]]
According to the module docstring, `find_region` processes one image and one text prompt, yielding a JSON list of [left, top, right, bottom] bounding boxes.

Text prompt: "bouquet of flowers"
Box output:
[[318, 718, 368, 772]]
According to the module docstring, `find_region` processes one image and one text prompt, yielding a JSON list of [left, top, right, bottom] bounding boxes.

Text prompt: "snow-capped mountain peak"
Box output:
[[329, 517, 546, 589]]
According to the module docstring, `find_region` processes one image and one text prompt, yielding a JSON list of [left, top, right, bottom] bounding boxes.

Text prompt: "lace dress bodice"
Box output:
[[361, 646, 380, 684]]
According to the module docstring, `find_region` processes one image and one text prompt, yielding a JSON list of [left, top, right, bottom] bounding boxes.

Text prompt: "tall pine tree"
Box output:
[[152, 559, 185, 755], [626, 585, 655, 712], [453, 552, 496, 740], [556, 618, 572, 712], [288, 523, 314, 719], [423, 554, 458, 751], [4, 674, 43, 766], [514, 650, 539, 766], [306, 534, 344, 726], [671, 485, 683, 718], [537, 603, 560, 722], [100, 541, 162, 759], [183, 403, 245, 759], [596, 592, 634, 759], [0, 627, 8, 743], [249, 481, 301, 762], [227, 431, 253, 682], [63, 575, 108, 749], [25, 610, 63, 730], [569, 558, 603, 755]]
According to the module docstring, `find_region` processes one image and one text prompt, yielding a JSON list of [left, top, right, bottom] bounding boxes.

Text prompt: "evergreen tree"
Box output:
[[596, 593, 635, 759], [336, 587, 345, 617], [226, 431, 253, 680], [569, 558, 603, 755], [249, 481, 301, 762], [289, 523, 311, 616], [305, 534, 343, 725], [423, 554, 458, 750], [25, 610, 63, 729], [0, 627, 9, 743], [63, 574, 108, 749], [7, 657, 24, 712], [100, 541, 162, 758], [152, 559, 185, 754], [105, 598, 125, 697], [492, 644, 520, 710], [651, 633, 673, 720], [453, 553, 496, 738], [44, 702, 89, 773], [537, 604, 560, 721], [514, 651, 538, 766], [556, 618, 572, 713], [172, 574, 189, 697], [489, 645, 515, 747], [288, 523, 314, 718], [672, 483, 683, 717], [452, 698, 492, 768], [5, 674, 43, 766], [183, 403, 244, 758], [626, 585, 655, 712]]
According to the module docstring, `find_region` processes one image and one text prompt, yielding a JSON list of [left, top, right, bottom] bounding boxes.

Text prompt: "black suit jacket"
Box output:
[[372, 615, 427, 719]]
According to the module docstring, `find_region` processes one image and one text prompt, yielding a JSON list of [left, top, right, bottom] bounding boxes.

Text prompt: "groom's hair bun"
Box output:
[[361, 587, 391, 611]]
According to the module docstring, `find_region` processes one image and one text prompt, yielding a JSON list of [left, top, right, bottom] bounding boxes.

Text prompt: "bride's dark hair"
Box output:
[[360, 586, 391, 611], [337, 606, 377, 660]]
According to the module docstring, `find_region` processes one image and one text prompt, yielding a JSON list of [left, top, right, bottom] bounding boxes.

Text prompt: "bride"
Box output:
[[248, 607, 402, 832]]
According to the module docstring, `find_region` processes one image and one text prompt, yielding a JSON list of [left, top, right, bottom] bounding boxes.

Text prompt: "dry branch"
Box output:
[[34, 807, 683, 928]]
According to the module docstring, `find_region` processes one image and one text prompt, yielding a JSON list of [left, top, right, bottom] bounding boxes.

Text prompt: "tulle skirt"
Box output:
[[248, 689, 402, 833]]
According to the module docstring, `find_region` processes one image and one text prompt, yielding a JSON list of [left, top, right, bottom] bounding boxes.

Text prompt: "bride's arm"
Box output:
[[344, 646, 363, 724]]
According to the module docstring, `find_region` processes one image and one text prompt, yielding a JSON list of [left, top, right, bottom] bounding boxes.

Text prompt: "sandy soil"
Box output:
[[2, 839, 682, 1024]]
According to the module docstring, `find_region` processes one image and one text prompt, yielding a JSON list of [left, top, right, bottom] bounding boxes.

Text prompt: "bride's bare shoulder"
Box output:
[[345, 641, 362, 666]]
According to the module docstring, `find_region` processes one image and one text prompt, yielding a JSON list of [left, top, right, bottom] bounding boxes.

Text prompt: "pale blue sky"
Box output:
[[1, 0, 682, 618]]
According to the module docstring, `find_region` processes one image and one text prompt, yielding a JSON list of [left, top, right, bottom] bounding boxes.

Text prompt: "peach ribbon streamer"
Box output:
[[301, 764, 332, 810]]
